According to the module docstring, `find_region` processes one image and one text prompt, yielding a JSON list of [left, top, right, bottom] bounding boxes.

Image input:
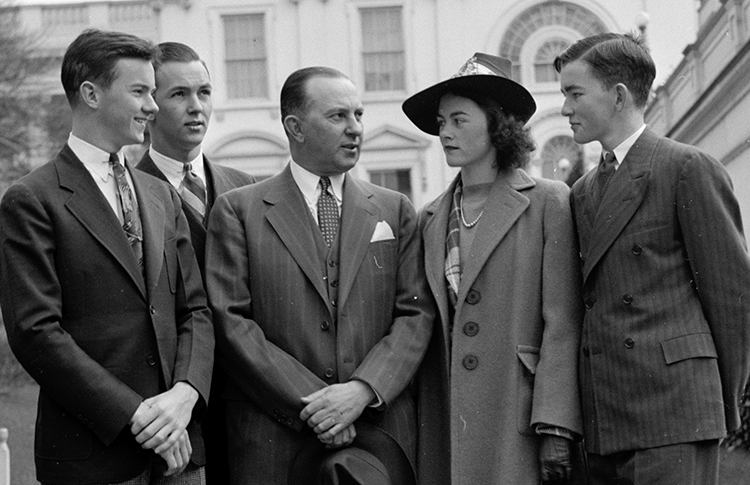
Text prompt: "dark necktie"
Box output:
[[317, 177, 339, 247], [109, 154, 143, 269], [180, 162, 206, 217], [596, 151, 618, 203]]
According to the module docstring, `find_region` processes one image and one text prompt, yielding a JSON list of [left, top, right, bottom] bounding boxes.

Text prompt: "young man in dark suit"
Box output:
[[0, 29, 213, 484], [556, 33, 750, 484], [204, 67, 434, 484], [135, 42, 255, 485]]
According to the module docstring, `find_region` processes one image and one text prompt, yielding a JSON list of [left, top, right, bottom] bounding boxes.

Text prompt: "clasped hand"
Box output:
[[299, 381, 375, 448], [539, 435, 574, 484]]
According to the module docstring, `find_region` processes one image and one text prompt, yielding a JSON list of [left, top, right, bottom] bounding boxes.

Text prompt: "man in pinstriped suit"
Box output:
[[204, 66, 433, 484], [556, 33, 750, 484]]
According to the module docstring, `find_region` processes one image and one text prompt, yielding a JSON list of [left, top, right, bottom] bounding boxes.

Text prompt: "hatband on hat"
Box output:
[[402, 52, 536, 135]]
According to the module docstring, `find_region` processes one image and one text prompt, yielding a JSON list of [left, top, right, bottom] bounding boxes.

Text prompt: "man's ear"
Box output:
[[614, 83, 629, 112], [283, 115, 305, 143], [79, 81, 99, 109]]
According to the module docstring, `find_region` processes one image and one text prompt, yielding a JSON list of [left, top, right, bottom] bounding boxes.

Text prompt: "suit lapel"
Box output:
[[582, 129, 655, 281], [58, 146, 147, 297], [456, 171, 532, 310], [337, 175, 378, 311], [131, 166, 166, 297], [263, 166, 331, 307]]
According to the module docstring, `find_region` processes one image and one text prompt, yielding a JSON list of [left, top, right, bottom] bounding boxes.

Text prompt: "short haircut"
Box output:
[[154, 41, 209, 76], [554, 32, 656, 108], [280, 66, 349, 122], [61, 28, 157, 106]]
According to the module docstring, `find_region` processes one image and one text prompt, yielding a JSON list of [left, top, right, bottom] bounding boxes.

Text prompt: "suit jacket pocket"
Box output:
[[517, 345, 540, 436], [661, 333, 717, 365], [35, 392, 93, 461]]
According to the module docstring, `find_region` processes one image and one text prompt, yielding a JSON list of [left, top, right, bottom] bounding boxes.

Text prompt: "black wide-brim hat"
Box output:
[[402, 52, 536, 135], [288, 423, 416, 485]]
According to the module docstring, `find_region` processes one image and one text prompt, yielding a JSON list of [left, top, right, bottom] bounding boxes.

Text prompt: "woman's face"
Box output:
[[437, 93, 496, 171]]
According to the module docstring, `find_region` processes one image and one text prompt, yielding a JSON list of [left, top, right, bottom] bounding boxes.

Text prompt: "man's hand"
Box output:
[[300, 381, 375, 442], [539, 435, 573, 484], [158, 429, 192, 477], [319, 423, 357, 449], [130, 382, 199, 454]]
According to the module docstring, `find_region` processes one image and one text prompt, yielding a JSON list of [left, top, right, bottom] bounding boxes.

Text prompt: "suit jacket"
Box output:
[[417, 170, 583, 485], [572, 128, 750, 455], [205, 164, 434, 484], [0, 145, 214, 484], [136, 152, 257, 277]]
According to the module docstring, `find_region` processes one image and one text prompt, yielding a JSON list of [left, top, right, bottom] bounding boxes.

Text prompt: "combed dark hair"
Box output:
[[61, 28, 157, 106], [447, 89, 536, 170], [280, 66, 349, 122], [154, 41, 209, 75], [553, 32, 655, 108]]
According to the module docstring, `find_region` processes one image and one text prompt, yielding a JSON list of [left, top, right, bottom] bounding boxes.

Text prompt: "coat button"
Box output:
[[632, 244, 643, 255], [584, 296, 595, 309], [462, 355, 479, 370], [622, 294, 633, 305], [466, 289, 481, 305], [330, 279, 339, 288], [329, 260, 337, 267], [582, 346, 590, 357], [286, 418, 294, 426], [324, 368, 334, 379], [320, 321, 331, 331], [146, 354, 157, 366], [463, 322, 479, 337], [149, 306, 156, 315], [331, 299, 337, 307], [624, 338, 635, 349]]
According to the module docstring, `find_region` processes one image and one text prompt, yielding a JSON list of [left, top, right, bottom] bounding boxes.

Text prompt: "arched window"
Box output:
[[499, 1, 607, 83], [534, 39, 569, 83], [540, 135, 584, 185]]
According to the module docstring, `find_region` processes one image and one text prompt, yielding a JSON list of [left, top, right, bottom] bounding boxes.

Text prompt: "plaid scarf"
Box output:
[[445, 180, 462, 308]]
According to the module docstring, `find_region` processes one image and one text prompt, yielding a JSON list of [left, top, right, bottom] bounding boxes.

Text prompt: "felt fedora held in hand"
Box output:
[[402, 52, 536, 135], [288, 423, 416, 485]]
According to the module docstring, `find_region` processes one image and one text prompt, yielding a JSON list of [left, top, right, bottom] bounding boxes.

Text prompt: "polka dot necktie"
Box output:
[[179, 162, 207, 217], [109, 154, 143, 269], [317, 177, 339, 247]]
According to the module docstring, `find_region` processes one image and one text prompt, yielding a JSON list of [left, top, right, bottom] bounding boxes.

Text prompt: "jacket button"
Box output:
[[324, 368, 334, 379], [286, 418, 294, 426], [320, 321, 331, 331], [462, 355, 478, 370], [584, 296, 595, 309], [146, 354, 157, 366], [582, 346, 590, 357], [331, 299, 337, 307], [329, 260, 337, 267], [466, 289, 481, 305], [463, 322, 479, 337], [624, 338, 635, 349], [632, 244, 643, 255], [149, 306, 156, 315], [622, 294, 633, 305], [330, 279, 339, 288]]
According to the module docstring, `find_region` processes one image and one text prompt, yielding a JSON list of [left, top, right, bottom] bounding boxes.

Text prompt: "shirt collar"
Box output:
[[289, 159, 345, 203], [608, 124, 647, 168], [149, 147, 205, 188], [68, 133, 119, 183]]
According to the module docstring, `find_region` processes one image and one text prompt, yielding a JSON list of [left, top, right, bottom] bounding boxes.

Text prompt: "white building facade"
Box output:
[[16, 0, 690, 207]]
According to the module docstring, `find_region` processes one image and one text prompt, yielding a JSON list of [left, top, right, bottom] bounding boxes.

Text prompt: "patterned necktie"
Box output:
[[596, 151, 618, 203], [180, 162, 207, 217], [109, 154, 144, 269], [317, 177, 339, 247]]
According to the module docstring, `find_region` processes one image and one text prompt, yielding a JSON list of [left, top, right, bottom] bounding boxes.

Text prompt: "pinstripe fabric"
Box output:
[[571, 128, 750, 455], [205, 164, 433, 484]]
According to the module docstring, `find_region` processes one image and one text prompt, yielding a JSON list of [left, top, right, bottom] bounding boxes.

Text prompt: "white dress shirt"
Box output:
[[289, 159, 344, 225], [606, 124, 647, 170], [149, 147, 206, 190]]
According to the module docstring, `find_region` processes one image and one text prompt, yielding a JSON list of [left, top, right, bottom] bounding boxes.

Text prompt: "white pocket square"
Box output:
[[370, 221, 395, 242]]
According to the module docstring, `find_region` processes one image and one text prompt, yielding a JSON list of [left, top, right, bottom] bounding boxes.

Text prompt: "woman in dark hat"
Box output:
[[403, 54, 584, 484]]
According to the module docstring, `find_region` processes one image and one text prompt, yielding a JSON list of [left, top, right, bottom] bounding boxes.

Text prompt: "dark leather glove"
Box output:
[[539, 434, 573, 484]]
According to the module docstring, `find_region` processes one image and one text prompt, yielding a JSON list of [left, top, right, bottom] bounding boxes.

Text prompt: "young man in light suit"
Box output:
[[205, 67, 434, 484], [556, 33, 750, 484], [0, 29, 213, 484], [135, 41, 255, 485]]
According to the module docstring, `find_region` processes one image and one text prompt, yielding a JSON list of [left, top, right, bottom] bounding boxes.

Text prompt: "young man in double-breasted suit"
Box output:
[[135, 42, 255, 485], [205, 67, 434, 484], [557, 33, 750, 484], [0, 30, 213, 484]]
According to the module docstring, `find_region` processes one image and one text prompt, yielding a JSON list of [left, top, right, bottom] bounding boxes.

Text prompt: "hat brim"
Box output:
[[402, 75, 536, 135], [288, 423, 416, 485]]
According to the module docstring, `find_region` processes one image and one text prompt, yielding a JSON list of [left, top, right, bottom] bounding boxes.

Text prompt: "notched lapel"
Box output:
[[337, 176, 378, 310], [135, 172, 166, 296]]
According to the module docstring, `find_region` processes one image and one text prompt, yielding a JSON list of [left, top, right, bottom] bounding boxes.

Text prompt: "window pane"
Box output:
[[223, 14, 268, 99], [369, 169, 412, 200], [361, 7, 405, 92]]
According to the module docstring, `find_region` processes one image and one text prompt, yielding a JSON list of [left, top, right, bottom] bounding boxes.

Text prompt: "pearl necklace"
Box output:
[[459, 195, 484, 228]]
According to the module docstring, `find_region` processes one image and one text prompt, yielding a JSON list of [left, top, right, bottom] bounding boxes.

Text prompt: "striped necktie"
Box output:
[[317, 177, 339, 247], [180, 162, 206, 217], [109, 154, 143, 269]]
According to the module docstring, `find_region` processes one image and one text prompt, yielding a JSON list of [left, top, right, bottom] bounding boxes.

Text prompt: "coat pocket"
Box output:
[[661, 333, 717, 365], [517, 345, 540, 436]]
